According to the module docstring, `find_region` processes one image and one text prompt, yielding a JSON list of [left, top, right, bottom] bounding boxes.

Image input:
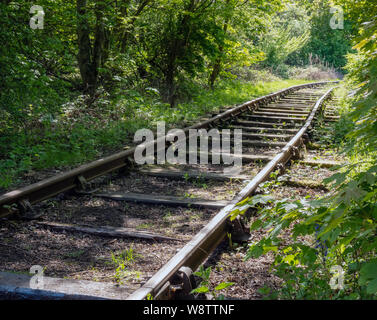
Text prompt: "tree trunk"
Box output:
[[209, 23, 228, 89], [165, 39, 179, 107], [119, 0, 150, 53], [164, 1, 195, 107], [93, 2, 105, 74], [76, 0, 105, 96]]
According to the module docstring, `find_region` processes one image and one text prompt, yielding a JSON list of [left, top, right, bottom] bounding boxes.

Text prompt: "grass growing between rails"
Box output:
[[0, 79, 314, 191]]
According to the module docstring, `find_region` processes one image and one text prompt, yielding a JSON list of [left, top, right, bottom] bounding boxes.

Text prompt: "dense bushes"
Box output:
[[233, 0, 377, 299]]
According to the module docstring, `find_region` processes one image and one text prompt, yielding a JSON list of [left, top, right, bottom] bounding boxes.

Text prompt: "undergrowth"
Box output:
[[0, 79, 312, 190], [230, 77, 377, 299]]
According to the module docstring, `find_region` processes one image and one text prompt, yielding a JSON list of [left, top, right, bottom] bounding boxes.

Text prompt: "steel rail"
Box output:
[[0, 81, 336, 218], [126, 85, 337, 300]]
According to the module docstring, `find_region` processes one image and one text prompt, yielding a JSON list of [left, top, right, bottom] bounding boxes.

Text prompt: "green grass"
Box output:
[[181, 79, 314, 115], [0, 79, 315, 190], [109, 246, 142, 284], [135, 223, 153, 230]]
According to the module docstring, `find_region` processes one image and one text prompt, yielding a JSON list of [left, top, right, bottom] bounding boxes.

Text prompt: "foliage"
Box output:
[[287, 0, 354, 70], [234, 186, 377, 299], [257, 3, 310, 76], [0, 0, 373, 301], [0, 1, 73, 132], [255, 0, 352, 77], [110, 246, 142, 284], [191, 265, 234, 300], [230, 0, 377, 299]]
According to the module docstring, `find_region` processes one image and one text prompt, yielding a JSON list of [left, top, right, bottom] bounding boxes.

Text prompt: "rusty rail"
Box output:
[[126, 85, 337, 300], [0, 81, 336, 218]]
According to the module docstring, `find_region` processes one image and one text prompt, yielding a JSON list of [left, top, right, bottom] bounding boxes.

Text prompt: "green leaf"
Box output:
[[250, 219, 263, 231], [249, 195, 275, 207], [341, 181, 367, 204], [191, 286, 209, 294], [323, 172, 348, 187], [214, 282, 235, 291], [246, 244, 263, 259], [359, 260, 377, 285], [280, 202, 297, 212], [367, 278, 377, 294], [363, 189, 377, 202], [300, 247, 318, 265]]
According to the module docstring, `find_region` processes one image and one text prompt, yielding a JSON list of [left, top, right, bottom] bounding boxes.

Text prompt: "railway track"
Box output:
[[0, 81, 338, 300]]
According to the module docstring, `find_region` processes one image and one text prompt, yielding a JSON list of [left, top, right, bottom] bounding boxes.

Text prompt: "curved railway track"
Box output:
[[0, 81, 338, 300]]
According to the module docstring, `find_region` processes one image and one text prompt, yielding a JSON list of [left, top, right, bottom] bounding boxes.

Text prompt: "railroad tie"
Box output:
[[93, 192, 229, 209]]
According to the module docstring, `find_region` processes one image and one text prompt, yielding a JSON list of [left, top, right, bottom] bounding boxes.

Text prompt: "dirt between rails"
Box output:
[[0, 140, 286, 293], [0, 203, 214, 286], [196, 144, 345, 299], [0, 220, 177, 289], [0, 162, 262, 288], [97, 170, 260, 202], [0, 145, 339, 299]]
